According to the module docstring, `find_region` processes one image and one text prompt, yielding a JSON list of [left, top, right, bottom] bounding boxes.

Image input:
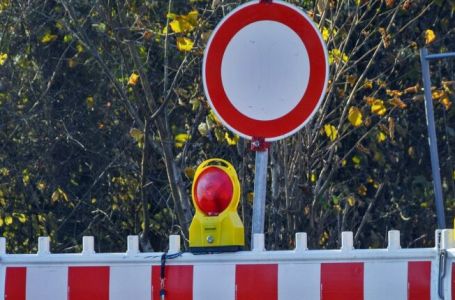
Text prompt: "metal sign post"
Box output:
[[419, 48, 455, 229], [251, 139, 270, 246]]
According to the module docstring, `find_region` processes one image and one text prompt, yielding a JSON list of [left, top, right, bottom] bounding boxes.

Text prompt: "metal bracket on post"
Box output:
[[250, 137, 270, 248]]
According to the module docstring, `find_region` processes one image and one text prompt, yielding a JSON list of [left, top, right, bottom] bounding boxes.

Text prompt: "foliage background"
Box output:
[[0, 0, 455, 253]]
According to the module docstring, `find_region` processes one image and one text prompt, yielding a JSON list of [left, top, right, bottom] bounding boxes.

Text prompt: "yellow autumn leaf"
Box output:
[[348, 106, 363, 127], [376, 131, 387, 143], [76, 43, 84, 53], [51, 187, 68, 203], [424, 29, 436, 45], [371, 99, 387, 116], [322, 27, 329, 41], [319, 231, 329, 246], [346, 75, 357, 86], [63, 34, 73, 43], [347, 196, 356, 206], [37, 180, 46, 191], [404, 83, 420, 94], [187, 10, 198, 25], [209, 110, 222, 125], [128, 72, 140, 86], [0, 0, 9, 11], [323, 124, 338, 141], [86, 96, 95, 109], [176, 37, 194, 52], [357, 184, 367, 196], [0, 217, 3, 227], [175, 133, 189, 148], [129, 128, 144, 142], [5, 215, 12, 225], [247, 192, 254, 205], [310, 173, 317, 183], [41, 33, 58, 44], [352, 155, 361, 165], [386, 89, 403, 97], [0, 167, 9, 176], [442, 81, 455, 94], [169, 18, 193, 33], [432, 90, 445, 99], [0, 52, 7, 65], [184, 167, 195, 179], [37, 214, 46, 223], [390, 97, 407, 109], [328, 48, 348, 64], [363, 79, 373, 89], [166, 12, 177, 20], [169, 10, 198, 33], [224, 132, 239, 145], [440, 96, 452, 110], [15, 213, 27, 223], [22, 169, 30, 186]]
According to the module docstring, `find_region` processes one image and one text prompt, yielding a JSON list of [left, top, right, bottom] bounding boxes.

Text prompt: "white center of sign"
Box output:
[[221, 21, 310, 121]]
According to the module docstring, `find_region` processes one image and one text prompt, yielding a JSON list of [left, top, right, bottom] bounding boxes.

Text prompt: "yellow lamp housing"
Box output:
[[189, 158, 245, 253]]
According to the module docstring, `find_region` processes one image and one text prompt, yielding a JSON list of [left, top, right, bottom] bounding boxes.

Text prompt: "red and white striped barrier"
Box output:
[[1, 230, 455, 300]]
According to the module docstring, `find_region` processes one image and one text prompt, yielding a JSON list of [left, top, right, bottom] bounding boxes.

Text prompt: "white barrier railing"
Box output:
[[1, 229, 454, 299]]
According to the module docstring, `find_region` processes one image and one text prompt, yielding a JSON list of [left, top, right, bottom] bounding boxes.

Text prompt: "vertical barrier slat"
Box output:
[[321, 263, 364, 300], [194, 264, 235, 300], [37, 237, 50, 255], [278, 263, 320, 300], [26, 266, 67, 300], [168, 235, 181, 253], [68, 266, 109, 300], [408, 261, 431, 300], [364, 261, 407, 300], [110, 265, 150, 300], [152, 265, 193, 300], [5, 267, 26, 300], [236, 264, 278, 300], [0, 237, 5, 255], [126, 235, 139, 255], [387, 230, 401, 250], [341, 231, 354, 251], [295, 232, 307, 251]]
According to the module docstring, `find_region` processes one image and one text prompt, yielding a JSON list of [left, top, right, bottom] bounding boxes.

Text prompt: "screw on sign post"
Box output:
[[202, 0, 328, 246]]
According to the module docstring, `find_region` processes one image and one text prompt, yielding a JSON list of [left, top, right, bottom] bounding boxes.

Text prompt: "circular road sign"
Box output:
[[203, 0, 329, 141]]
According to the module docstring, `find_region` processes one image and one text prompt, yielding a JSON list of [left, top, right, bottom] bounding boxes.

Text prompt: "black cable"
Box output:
[[159, 251, 183, 300]]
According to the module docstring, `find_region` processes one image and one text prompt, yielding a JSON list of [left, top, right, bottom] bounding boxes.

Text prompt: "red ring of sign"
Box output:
[[204, 1, 328, 141]]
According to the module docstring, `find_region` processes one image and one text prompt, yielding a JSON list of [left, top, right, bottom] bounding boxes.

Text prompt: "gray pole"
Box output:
[[251, 148, 268, 247], [420, 47, 446, 229]]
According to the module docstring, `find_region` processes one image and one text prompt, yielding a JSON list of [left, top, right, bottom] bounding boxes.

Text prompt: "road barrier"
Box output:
[[1, 230, 455, 299]]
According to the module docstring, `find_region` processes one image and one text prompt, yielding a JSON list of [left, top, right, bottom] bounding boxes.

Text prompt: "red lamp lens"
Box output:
[[194, 166, 234, 216]]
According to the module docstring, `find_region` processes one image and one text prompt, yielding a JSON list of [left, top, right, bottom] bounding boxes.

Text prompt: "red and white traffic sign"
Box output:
[[203, 0, 328, 141]]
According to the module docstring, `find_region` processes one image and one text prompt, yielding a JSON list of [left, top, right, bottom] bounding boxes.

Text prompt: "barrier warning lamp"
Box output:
[[189, 158, 245, 252]]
